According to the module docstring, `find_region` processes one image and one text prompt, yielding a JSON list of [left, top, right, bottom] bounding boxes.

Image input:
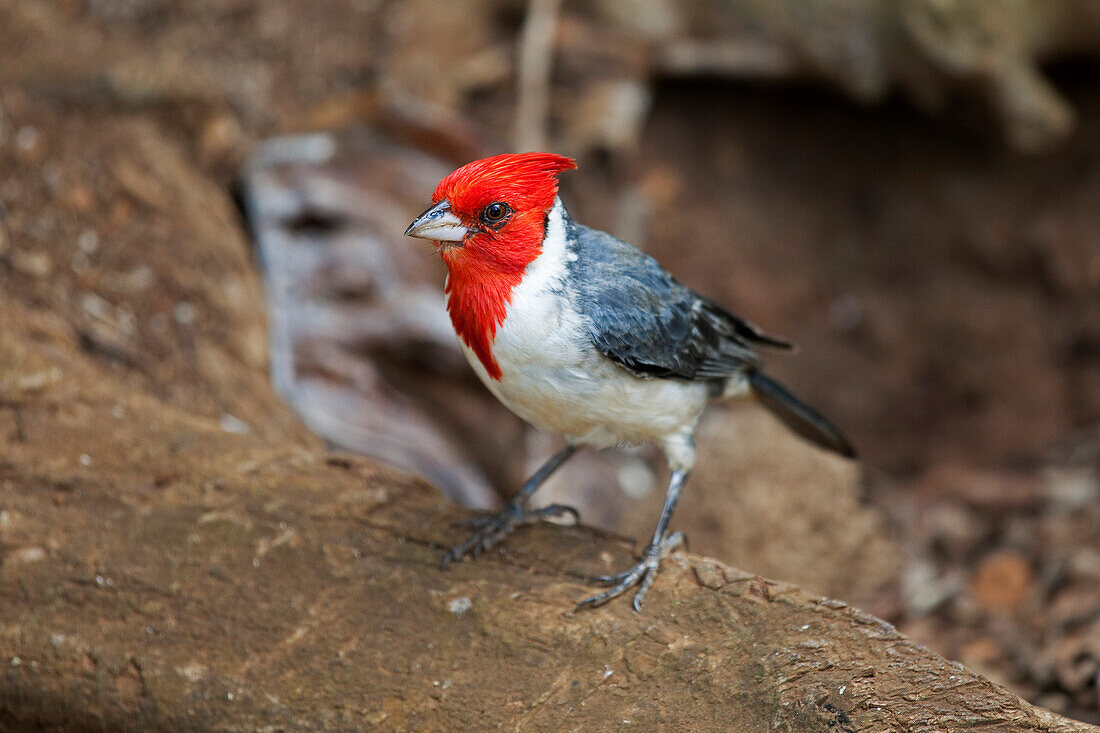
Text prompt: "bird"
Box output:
[[404, 152, 855, 612]]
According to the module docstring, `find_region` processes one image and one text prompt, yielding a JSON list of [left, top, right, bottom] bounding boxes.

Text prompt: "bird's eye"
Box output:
[[481, 202, 511, 227]]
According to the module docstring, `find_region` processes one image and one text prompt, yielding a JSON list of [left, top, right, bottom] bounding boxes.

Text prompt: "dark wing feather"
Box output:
[[566, 222, 790, 380]]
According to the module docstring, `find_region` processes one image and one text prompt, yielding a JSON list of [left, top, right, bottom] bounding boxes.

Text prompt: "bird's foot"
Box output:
[[575, 531, 685, 613], [441, 503, 579, 568]]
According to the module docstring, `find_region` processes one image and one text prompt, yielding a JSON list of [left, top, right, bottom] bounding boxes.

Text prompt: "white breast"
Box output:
[[456, 198, 709, 449]]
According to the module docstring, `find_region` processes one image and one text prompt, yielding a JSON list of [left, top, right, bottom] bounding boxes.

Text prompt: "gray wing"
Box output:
[[566, 223, 790, 380]]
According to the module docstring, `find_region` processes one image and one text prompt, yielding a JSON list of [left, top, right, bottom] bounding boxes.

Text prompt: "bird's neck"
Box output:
[[443, 201, 563, 380]]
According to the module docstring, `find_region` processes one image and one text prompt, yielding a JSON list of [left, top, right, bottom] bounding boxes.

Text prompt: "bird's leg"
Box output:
[[441, 444, 578, 568], [576, 468, 690, 612]]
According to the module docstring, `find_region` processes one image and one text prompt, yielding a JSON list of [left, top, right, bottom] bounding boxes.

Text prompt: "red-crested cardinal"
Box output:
[[405, 152, 855, 611]]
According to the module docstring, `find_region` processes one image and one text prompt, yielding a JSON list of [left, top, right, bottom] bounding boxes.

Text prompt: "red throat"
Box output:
[[442, 224, 541, 380], [432, 153, 575, 380]]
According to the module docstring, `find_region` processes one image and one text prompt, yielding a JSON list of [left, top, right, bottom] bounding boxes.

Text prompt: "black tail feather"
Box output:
[[747, 371, 856, 459]]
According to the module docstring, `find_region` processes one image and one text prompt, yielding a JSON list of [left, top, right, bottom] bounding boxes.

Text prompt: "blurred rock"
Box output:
[[557, 78, 653, 155], [13, 125, 44, 162], [198, 112, 245, 167], [970, 549, 1034, 615], [647, 0, 1096, 152], [11, 249, 52, 278], [377, 0, 510, 110], [893, 427, 1100, 719], [903, 556, 964, 618], [241, 130, 497, 508]]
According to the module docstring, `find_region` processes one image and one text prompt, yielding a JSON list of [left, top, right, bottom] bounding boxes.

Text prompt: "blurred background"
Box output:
[[2, 0, 1099, 723]]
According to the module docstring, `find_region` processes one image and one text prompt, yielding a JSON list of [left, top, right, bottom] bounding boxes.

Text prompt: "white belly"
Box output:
[[459, 285, 709, 449], [461, 336, 708, 449]]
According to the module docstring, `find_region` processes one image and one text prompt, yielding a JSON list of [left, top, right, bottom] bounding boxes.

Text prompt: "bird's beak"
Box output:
[[404, 200, 469, 243]]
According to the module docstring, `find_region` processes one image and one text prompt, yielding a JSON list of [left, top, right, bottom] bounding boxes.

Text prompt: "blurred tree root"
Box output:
[[0, 100, 1096, 733]]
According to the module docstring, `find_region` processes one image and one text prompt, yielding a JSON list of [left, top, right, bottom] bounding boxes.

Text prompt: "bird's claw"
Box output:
[[576, 531, 685, 612], [526, 503, 580, 524], [453, 503, 578, 530], [442, 503, 580, 568], [592, 569, 637, 586]]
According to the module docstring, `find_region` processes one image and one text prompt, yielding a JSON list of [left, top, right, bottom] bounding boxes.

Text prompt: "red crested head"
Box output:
[[432, 152, 576, 218], [407, 152, 576, 380]]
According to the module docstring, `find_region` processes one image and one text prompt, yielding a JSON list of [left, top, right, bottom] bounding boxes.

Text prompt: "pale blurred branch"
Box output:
[[515, 0, 563, 152]]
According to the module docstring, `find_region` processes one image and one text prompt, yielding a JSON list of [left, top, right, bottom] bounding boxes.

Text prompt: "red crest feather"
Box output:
[[433, 152, 576, 213]]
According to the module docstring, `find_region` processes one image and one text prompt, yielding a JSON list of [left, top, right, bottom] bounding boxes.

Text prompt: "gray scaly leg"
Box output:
[[441, 445, 578, 568], [576, 468, 689, 612]]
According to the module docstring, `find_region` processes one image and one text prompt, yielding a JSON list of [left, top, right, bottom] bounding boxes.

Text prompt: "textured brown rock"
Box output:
[[1, 349, 1094, 731]]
